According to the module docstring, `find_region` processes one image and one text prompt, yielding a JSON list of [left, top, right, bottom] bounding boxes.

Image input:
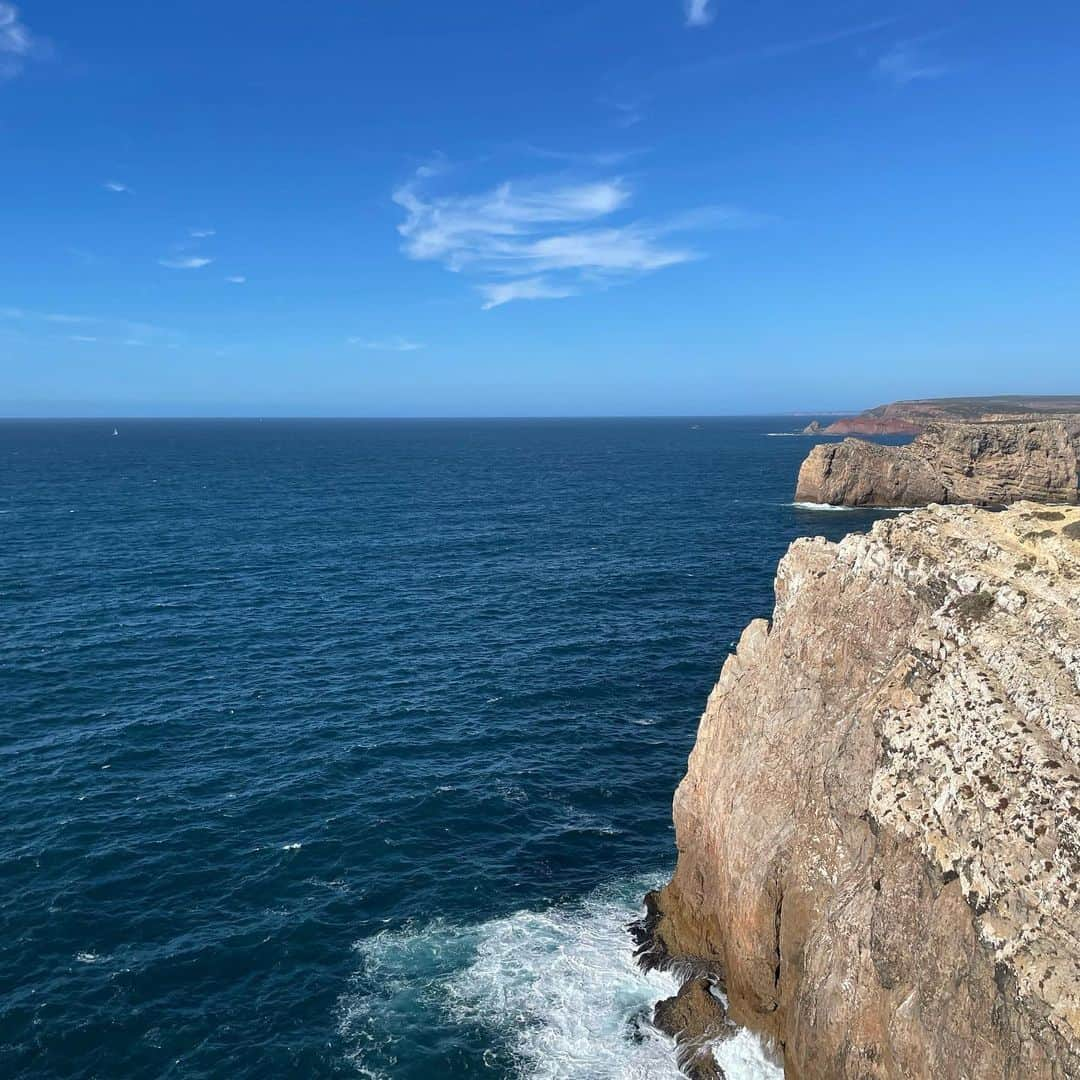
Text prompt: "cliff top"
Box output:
[[864, 396, 1080, 423]]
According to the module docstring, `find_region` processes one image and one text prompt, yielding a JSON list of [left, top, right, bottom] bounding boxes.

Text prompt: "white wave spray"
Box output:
[[339, 876, 782, 1079]]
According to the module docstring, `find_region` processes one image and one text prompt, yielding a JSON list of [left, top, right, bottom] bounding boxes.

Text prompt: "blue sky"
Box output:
[[2, 1, 1078, 416]]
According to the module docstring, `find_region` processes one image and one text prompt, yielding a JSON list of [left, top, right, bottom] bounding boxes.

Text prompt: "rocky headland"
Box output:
[[803, 396, 1080, 436], [637, 503, 1080, 1079], [803, 417, 921, 437], [795, 418, 1080, 508]]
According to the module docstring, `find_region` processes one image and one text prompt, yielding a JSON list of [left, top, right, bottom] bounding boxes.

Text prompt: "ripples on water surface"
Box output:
[[0, 419, 903, 1078]]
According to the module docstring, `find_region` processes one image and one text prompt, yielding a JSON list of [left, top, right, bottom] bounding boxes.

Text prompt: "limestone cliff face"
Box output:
[[795, 419, 1080, 507], [642, 504, 1080, 1079]]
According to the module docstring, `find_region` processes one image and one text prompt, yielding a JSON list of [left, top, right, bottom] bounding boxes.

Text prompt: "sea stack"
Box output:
[[795, 419, 1080, 507], [641, 503, 1080, 1078]]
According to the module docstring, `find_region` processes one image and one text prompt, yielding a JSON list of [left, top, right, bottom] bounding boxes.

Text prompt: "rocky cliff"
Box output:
[[820, 417, 922, 436], [639, 503, 1080, 1079], [795, 419, 1080, 507], [805, 396, 1080, 435]]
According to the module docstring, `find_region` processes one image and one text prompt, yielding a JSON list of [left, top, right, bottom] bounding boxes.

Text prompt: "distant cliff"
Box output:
[[795, 419, 1080, 507], [802, 396, 1080, 436], [639, 504, 1080, 1079], [817, 416, 921, 436]]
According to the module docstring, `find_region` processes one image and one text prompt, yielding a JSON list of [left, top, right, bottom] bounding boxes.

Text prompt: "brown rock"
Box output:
[[821, 417, 923, 436], [653, 977, 731, 1079], [809, 395, 1080, 438], [646, 503, 1080, 1079], [795, 419, 1080, 507]]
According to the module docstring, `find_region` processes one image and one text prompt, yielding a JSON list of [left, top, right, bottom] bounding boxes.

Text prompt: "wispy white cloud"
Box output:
[[158, 228, 217, 269], [480, 278, 578, 310], [509, 225, 693, 275], [103, 181, 131, 194], [876, 40, 950, 85], [158, 255, 213, 270], [684, 0, 714, 28], [69, 335, 98, 343], [394, 176, 634, 268], [347, 336, 425, 352], [393, 163, 754, 308], [226, 275, 246, 284], [0, 2, 46, 80]]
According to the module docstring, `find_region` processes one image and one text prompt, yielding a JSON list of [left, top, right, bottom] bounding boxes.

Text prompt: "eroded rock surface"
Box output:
[[643, 503, 1080, 1079], [652, 977, 731, 1079], [795, 419, 1080, 507]]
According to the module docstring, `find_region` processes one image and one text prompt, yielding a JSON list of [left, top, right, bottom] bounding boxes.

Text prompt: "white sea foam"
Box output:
[[339, 877, 782, 1079], [791, 501, 919, 513], [712, 1027, 785, 1077], [75, 951, 104, 963], [281, 842, 302, 851]]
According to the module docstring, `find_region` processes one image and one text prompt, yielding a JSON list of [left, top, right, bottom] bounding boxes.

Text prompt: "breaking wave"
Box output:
[[338, 876, 782, 1079]]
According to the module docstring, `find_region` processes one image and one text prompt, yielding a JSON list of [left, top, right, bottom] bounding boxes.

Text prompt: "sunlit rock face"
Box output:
[[795, 419, 1080, 507], [643, 504, 1080, 1079]]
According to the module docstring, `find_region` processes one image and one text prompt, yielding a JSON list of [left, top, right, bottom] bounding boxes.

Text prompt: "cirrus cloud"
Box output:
[[392, 162, 758, 309], [684, 0, 714, 28], [158, 255, 213, 270], [479, 278, 578, 311], [0, 2, 46, 80]]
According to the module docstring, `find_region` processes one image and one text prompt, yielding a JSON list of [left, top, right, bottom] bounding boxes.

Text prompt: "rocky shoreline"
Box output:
[[638, 503, 1080, 1078]]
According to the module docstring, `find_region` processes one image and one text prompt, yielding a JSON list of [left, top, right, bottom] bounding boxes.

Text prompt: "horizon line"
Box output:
[[0, 411, 860, 422]]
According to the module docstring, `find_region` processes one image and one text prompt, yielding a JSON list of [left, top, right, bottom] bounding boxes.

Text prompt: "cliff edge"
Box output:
[[640, 503, 1080, 1079], [795, 419, 1080, 507]]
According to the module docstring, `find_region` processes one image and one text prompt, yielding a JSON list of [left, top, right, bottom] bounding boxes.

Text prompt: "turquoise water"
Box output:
[[0, 419, 900, 1078]]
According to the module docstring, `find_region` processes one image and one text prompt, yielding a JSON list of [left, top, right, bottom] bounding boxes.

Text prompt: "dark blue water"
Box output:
[[0, 419, 900, 1079]]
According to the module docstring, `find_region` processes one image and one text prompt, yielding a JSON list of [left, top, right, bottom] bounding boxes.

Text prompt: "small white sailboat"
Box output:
[[112, 427, 119, 436]]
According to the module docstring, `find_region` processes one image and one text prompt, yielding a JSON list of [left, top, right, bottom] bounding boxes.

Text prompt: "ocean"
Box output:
[[0, 418, 904, 1079]]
